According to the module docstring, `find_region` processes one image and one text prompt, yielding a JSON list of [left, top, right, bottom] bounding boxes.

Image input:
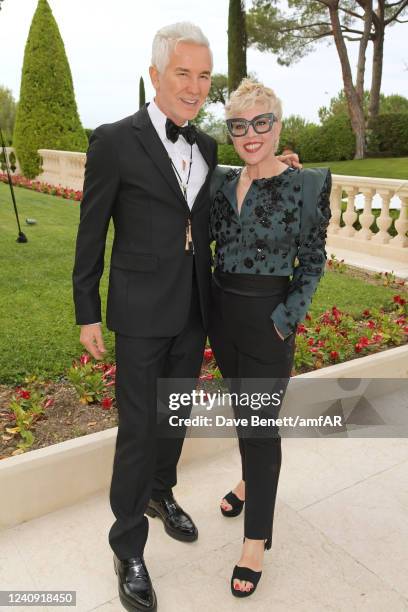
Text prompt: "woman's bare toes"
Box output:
[[221, 498, 232, 511]]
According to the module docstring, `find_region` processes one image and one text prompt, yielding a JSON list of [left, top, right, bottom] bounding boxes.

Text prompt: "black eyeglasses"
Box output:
[[226, 112, 276, 137]]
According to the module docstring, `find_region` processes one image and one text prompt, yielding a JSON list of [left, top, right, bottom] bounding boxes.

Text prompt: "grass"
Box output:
[[0, 182, 402, 384], [309, 270, 399, 318], [305, 157, 408, 180], [0, 182, 115, 384]]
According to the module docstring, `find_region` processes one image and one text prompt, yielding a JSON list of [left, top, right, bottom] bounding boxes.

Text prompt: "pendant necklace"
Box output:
[[169, 145, 194, 253]]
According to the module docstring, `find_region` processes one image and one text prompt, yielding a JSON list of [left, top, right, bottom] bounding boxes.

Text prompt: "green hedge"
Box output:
[[367, 113, 408, 157], [13, 0, 88, 178], [217, 143, 243, 166], [298, 114, 355, 162], [279, 115, 310, 153]]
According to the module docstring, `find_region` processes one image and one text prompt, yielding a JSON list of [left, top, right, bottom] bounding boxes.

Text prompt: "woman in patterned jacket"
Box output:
[[209, 78, 332, 598]]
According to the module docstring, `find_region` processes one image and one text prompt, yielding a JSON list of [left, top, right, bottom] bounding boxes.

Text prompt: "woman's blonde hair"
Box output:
[[225, 78, 282, 121]]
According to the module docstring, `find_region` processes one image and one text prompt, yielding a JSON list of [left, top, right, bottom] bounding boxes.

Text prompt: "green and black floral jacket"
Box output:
[[209, 165, 332, 339]]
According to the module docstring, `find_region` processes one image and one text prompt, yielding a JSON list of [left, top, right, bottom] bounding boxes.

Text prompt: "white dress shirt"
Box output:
[[147, 98, 208, 210], [90, 100, 208, 326]]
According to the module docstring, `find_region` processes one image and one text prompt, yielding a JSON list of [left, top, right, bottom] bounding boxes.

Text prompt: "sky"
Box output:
[[0, 0, 407, 129]]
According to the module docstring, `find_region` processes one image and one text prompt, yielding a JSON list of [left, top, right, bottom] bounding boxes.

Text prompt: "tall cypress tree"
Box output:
[[139, 77, 146, 109], [13, 0, 87, 178], [228, 0, 247, 94]]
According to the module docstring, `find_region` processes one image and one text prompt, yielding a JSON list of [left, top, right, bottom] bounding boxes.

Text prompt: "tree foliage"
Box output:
[[0, 86, 17, 144], [208, 73, 229, 105], [207, 71, 259, 106], [367, 112, 408, 156], [247, 1, 408, 158], [13, 0, 87, 178], [380, 93, 408, 113], [247, 1, 408, 66], [279, 112, 355, 161], [279, 114, 313, 151], [318, 89, 408, 121]]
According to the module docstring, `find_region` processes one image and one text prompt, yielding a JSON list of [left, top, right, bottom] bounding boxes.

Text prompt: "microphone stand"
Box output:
[[0, 127, 27, 243]]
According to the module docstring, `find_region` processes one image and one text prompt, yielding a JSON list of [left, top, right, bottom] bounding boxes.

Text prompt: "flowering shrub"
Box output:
[[326, 253, 346, 273], [68, 354, 116, 405], [0, 173, 82, 201], [374, 270, 406, 288], [3, 299, 406, 455], [5, 375, 54, 453], [294, 296, 407, 372]]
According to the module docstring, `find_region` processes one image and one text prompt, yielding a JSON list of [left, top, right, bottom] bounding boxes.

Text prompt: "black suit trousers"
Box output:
[[108, 268, 206, 559]]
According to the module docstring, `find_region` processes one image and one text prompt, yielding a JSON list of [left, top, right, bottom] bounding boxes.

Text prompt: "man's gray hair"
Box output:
[[151, 22, 213, 73]]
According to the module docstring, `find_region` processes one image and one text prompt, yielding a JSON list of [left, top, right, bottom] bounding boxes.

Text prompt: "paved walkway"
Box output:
[[1, 437, 408, 611], [327, 246, 408, 279]]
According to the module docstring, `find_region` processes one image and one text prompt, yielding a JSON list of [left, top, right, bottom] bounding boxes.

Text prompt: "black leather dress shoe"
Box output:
[[113, 554, 157, 611], [145, 493, 198, 542]]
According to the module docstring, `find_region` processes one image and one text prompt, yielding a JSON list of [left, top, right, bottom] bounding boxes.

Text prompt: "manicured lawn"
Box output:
[[0, 182, 115, 384], [309, 270, 399, 318], [0, 182, 402, 384], [305, 157, 407, 180]]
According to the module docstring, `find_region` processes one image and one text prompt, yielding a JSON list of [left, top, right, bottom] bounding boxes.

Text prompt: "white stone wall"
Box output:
[[37, 149, 86, 191]]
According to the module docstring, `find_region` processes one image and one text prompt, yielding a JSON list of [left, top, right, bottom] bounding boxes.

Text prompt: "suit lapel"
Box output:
[[132, 105, 187, 210], [132, 106, 216, 215], [195, 130, 213, 170], [190, 131, 214, 213], [191, 168, 211, 214]]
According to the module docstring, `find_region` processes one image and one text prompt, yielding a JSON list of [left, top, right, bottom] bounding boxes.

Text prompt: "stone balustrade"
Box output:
[[37, 148, 86, 191], [327, 174, 408, 263]]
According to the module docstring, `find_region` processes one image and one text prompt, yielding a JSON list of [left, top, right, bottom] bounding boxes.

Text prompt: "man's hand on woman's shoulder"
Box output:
[[277, 153, 302, 169]]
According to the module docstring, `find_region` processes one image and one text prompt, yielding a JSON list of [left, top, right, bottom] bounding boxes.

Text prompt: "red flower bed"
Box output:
[[0, 173, 82, 201], [2, 295, 407, 454]]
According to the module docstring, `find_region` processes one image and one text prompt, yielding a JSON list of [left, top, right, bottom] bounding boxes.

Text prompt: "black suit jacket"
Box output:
[[72, 104, 218, 337]]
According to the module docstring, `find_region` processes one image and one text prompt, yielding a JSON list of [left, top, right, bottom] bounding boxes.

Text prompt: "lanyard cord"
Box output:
[[168, 144, 194, 254], [169, 144, 193, 201]]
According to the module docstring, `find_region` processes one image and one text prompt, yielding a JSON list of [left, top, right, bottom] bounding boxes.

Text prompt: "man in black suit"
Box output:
[[73, 22, 215, 612]]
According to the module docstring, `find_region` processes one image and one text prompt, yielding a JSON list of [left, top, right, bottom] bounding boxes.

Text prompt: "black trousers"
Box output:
[[109, 267, 206, 559], [208, 273, 295, 545]]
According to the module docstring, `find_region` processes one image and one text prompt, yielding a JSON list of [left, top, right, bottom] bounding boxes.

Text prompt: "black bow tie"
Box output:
[[165, 118, 197, 145]]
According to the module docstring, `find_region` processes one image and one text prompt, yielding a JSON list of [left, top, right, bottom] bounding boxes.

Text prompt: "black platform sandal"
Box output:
[[230, 536, 271, 597], [220, 491, 245, 517]]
